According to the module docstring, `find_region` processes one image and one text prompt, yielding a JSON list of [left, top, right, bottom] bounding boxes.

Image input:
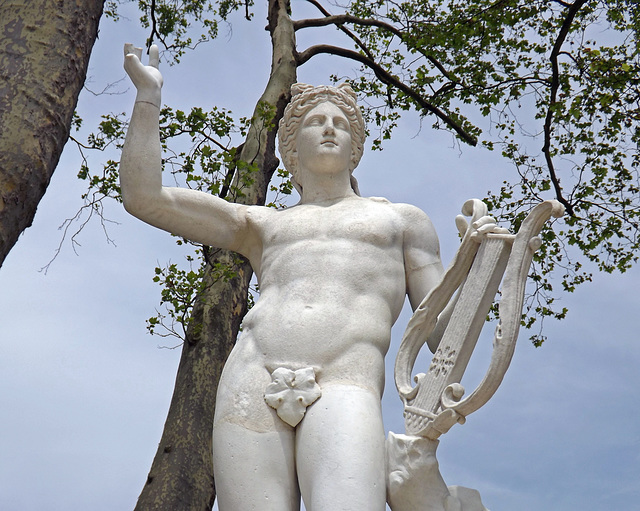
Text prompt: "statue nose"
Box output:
[[323, 122, 335, 135]]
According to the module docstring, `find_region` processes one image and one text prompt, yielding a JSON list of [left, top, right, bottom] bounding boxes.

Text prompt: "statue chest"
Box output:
[[261, 200, 404, 251]]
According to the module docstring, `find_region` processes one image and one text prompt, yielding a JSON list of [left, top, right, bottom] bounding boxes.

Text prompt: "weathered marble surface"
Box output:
[[264, 367, 322, 427], [119, 44, 516, 510], [387, 433, 489, 511]]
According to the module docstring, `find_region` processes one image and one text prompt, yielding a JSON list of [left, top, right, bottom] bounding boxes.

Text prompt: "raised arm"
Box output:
[[119, 44, 257, 257]]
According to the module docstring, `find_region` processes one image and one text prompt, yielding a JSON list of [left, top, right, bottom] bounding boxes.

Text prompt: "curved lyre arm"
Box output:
[[440, 199, 565, 416], [395, 199, 487, 399]]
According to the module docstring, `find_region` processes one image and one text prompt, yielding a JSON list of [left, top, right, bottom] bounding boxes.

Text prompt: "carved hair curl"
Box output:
[[278, 83, 366, 195]]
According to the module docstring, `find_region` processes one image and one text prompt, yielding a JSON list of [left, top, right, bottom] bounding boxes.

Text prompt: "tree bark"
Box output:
[[133, 1, 298, 509], [0, 0, 104, 267]]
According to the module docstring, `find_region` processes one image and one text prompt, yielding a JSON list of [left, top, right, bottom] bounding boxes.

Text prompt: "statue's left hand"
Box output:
[[123, 43, 163, 106], [455, 214, 510, 241]]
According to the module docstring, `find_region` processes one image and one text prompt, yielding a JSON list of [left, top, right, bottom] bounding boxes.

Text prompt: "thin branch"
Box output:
[[298, 3, 462, 88], [298, 4, 380, 64], [83, 77, 127, 97], [40, 196, 118, 274], [69, 135, 95, 151], [147, 0, 161, 51], [542, 0, 589, 216], [159, 124, 232, 154], [297, 44, 477, 145], [557, 49, 581, 69], [295, 14, 403, 37]]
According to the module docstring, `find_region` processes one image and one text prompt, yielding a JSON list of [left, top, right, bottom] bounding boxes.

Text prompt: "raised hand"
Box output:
[[123, 43, 163, 107]]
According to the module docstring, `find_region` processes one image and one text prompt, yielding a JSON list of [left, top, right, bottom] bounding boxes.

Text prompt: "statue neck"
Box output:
[[298, 169, 356, 204]]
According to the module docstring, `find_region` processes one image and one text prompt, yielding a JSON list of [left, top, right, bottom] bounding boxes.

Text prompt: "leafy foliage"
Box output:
[[307, 0, 640, 344], [148, 246, 250, 340], [77, 0, 640, 346], [74, 94, 290, 338], [106, 0, 255, 61]]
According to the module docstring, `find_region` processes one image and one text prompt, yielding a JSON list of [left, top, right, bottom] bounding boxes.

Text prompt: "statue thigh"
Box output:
[[212, 361, 386, 510], [212, 357, 301, 511], [295, 384, 387, 511], [212, 419, 300, 511]]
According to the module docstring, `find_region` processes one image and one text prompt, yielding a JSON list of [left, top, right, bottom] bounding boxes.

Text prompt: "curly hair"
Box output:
[[278, 83, 366, 195]]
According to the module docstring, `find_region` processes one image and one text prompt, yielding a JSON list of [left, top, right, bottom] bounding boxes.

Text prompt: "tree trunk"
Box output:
[[0, 0, 104, 267], [133, 1, 298, 509]]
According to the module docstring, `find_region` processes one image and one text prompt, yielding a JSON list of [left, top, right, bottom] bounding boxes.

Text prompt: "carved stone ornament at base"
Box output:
[[387, 432, 489, 511], [264, 367, 322, 427]]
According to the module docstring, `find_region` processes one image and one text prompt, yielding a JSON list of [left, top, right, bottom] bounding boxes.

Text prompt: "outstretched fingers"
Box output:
[[123, 43, 159, 71], [148, 44, 160, 69], [122, 42, 163, 97], [472, 215, 510, 235], [124, 43, 143, 60]]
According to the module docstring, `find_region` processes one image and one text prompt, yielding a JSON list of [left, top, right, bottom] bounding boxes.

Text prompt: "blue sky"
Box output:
[[1, 3, 639, 510]]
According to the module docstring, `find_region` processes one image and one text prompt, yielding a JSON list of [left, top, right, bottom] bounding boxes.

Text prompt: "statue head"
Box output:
[[278, 83, 366, 195]]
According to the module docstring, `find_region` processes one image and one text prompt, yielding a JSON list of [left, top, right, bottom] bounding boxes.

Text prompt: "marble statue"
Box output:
[[119, 43, 563, 511]]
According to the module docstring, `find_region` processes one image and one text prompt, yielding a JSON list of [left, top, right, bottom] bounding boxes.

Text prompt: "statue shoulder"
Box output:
[[362, 197, 435, 233], [241, 205, 287, 246], [389, 202, 434, 226], [388, 202, 440, 248], [245, 203, 278, 225], [366, 195, 392, 204]]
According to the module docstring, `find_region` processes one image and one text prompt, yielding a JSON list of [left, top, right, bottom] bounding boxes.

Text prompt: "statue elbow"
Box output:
[[122, 191, 158, 221]]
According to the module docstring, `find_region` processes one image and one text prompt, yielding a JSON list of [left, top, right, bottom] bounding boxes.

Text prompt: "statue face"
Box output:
[[296, 102, 352, 177]]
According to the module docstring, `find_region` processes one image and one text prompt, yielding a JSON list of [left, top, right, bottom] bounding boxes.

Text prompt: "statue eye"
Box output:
[[305, 116, 324, 126], [334, 118, 348, 130]]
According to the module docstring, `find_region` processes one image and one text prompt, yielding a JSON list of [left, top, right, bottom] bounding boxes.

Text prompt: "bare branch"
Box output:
[[542, 0, 589, 216], [298, 2, 464, 94], [147, 0, 161, 51], [294, 14, 403, 38], [297, 44, 477, 146], [40, 195, 118, 274], [83, 77, 127, 97]]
